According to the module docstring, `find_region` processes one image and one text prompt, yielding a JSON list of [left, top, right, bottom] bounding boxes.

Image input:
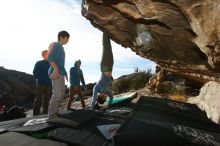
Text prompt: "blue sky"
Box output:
[[0, 0, 155, 83]]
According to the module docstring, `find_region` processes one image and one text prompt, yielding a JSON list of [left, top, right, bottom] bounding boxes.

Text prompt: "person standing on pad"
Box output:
[[91, 33, 114, 109], [47, 30, 70, 118], [67, 59, 86, 110], [33, 50, 51, 116]]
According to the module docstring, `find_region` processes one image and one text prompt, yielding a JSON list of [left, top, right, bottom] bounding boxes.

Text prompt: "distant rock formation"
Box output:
[[82, 0, 220, 83], [0, 67, 35, 108], [112, 71, 152, 94]]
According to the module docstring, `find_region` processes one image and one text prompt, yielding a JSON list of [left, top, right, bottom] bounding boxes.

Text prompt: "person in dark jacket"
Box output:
[[33, 50, 52, 116], [67, 60, 86, 109]]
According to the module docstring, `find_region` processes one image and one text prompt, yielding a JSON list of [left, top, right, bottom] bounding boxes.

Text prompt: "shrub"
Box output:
[[112, 68, 152, 94]]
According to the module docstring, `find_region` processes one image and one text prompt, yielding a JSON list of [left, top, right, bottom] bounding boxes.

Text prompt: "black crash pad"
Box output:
[[137, 96, 207, 118], [10, 123, 54, 134], [0, 132, 67, 146], [48, 109, 100, 128], [48, 128, 109, 146], [0, 128, 6, 134], [113, 118, 220, 146], [133, 96, 220, 133]]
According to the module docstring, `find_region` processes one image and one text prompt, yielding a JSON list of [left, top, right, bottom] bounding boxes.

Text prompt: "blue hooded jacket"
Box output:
[[69, 63, 85, 87]]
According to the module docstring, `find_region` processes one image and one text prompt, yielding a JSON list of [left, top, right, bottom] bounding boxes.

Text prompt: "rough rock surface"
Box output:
[[82, 0, 220, 83], [188, 81, 220, 124], [0, 67, 35, 107]]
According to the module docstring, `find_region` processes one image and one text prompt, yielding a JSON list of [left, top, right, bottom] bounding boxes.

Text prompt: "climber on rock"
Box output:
[[91, 33, 114, 110]]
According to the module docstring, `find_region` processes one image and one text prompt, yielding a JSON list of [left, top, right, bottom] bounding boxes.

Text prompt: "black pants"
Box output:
[[33, 84, 51, 116]]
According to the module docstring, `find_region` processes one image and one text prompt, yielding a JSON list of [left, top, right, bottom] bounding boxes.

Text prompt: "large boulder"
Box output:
[[81, 0, 220, 83], [188, 81, 220, 124], [0, 67, 35, 107]]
